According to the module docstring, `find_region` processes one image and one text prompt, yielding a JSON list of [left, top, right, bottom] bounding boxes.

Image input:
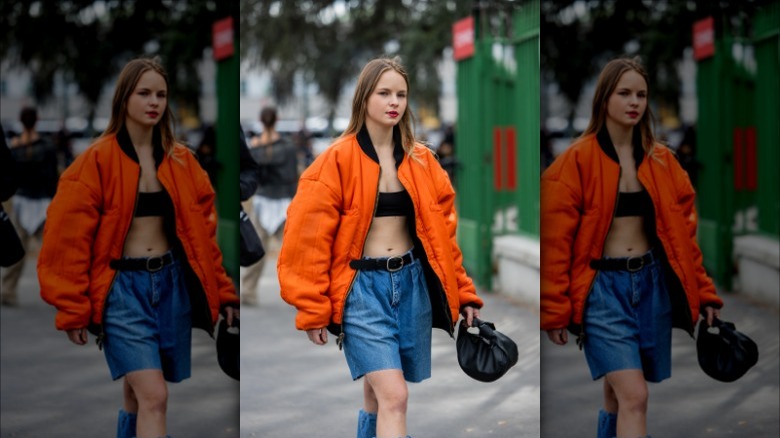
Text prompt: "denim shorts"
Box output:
[[102, 251, 192, 382], [341, 249, 432, 383], [583, 249, 673, 383]]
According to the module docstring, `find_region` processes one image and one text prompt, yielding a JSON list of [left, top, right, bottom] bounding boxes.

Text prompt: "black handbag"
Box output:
[[456, 318, 519, 382], [216, 317, 240, 381], [696, 317, 758, 382], [239, 206, 264, 267], [1, 205, 25, 267]]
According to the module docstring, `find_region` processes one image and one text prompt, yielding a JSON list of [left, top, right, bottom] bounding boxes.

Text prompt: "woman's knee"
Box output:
[[135, 383, 169, 413], [618, 385, 648, 413], [377, 384, 408, 413]]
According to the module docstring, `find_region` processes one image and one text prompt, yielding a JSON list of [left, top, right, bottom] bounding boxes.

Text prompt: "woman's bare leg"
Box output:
[[605, 369, 648, 438], [125, 369, 168, 438], [365, 369, 408, 438]]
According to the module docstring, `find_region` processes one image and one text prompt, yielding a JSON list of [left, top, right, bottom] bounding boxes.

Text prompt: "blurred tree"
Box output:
[[0, 0, 236, 133], [541, 0, 763, 133], [240, 0, 484, 133]]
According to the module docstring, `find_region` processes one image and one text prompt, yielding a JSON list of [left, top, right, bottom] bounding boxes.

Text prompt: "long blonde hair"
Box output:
[[581, 57, 657, 156], [341, 56, 420, 160], [102, 57, 177, 155]]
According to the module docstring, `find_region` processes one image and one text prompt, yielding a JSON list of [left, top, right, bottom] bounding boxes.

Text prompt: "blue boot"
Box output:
[[117, 409, 137, 438], [356, 409, 377, 438], [597, 409, 617, 438]]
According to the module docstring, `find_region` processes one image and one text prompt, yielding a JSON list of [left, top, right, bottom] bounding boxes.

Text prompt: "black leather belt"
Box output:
[[590, 248, 658, 272], [110, 253, 175, 272], [349, 252, 415, 272]]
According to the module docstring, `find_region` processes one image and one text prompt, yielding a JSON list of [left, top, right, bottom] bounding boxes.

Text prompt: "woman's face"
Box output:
[[125, 70, 167, 129], [606, 69, 647, 130], [365, 70, 407, 131]]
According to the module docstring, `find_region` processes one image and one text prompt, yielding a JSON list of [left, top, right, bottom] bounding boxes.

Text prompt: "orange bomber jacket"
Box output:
[[277, 127, 483, 335], [540, 130, 723, 335], [38, 128, 238, 336]]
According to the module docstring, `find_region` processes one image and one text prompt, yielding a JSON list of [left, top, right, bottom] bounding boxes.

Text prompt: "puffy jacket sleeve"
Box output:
[[670, 158, 723, 310], [38, 159, 102, 330], [431, 154, 482, 309], [191, 157, 238, 307], [278, 174, 342, 330], [540, 154, 583, 330]]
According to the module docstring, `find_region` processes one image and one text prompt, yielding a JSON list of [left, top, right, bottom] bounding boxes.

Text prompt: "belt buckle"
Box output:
[[386, 256, 404, 272], [626, 256, 644, 272], [146, 256, 164, 272]]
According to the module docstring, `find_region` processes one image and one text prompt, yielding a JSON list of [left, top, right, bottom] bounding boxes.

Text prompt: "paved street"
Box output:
[[0, 258, 239, 438], [240, 253, 541, 438], [541, 292, 780, 437]]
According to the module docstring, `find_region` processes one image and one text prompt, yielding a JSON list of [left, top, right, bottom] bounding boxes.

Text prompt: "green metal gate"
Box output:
[[455, 0, 540, 289], [696, 1, 779, 289], [754, 2, 780, 238]]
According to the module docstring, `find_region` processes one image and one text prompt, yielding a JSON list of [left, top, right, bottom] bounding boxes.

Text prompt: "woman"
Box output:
[[2, 106, 58, 306], [540, 57, 723, 438], [38, 58, 239, 438], [241, 106, 297, 306], [278, 57, 483, 438]]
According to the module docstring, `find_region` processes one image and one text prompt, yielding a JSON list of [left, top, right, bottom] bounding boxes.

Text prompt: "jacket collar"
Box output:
[[116, 125, 164, 167], [356, 124, 405, 169], [596, 126, 645, 168]]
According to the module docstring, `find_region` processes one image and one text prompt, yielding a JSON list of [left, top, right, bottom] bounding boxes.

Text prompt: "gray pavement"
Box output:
[[541, 292, 780, 437], [0, 259, 239, 438], [240, 253, 541, 438]]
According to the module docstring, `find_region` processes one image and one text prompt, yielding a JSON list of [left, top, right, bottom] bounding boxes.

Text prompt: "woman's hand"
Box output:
[[224, 306, 239, 327], [461, 305, 481, 327], [306, 327, 328, 345], [66, 328, 88, 345], [546, 328, 568, 345], [703, 305, 720, 327]]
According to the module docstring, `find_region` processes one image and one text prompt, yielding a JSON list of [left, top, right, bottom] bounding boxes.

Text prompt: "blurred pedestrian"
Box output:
[[1, 106, 58, 306], [540, 57, 723, 438], [240, 106, 297, 306], [196, 124, 219, 187], [294, 121, 314, 173], [55, 120, 74, 172], [437, 124, 458, 184], [1, 122, 26, 268], [676, 124, 700, 188], [541, 127, 554, 172], [277, 57, 484, 438], [37, 57, 239, 438], [239, 126, 264, 267], [0, 122, 18, 202]]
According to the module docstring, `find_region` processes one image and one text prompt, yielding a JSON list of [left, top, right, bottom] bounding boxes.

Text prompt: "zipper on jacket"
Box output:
[[160, 173, 215, 337], [337, 167, 382, 350], [98, 168, 142, 350], [400, 173, 454, 338], [637, 172, 695, 337], [577, 167, 621, 350]]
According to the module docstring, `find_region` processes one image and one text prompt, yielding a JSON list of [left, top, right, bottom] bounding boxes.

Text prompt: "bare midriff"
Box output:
[[123, 216, 171, 257], [602, 216, 650, 258], [363, 215, 414, 258]]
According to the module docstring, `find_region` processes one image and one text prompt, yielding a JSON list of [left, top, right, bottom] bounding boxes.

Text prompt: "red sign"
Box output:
[[693, 17, 715, 61], [452, 16, 475, 61], [212, 17, 234, 61]]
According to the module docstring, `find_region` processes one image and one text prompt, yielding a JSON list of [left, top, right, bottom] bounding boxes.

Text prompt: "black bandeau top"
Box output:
[[615, 190, 654, 217], [375, 190, 414, 217], [135, 190, 175, 218]]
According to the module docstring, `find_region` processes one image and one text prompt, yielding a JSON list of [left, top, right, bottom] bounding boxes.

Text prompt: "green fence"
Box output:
[[696, 1, 779, 289], [455, 0, 540, 290], [754, 2, 780, 238]]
